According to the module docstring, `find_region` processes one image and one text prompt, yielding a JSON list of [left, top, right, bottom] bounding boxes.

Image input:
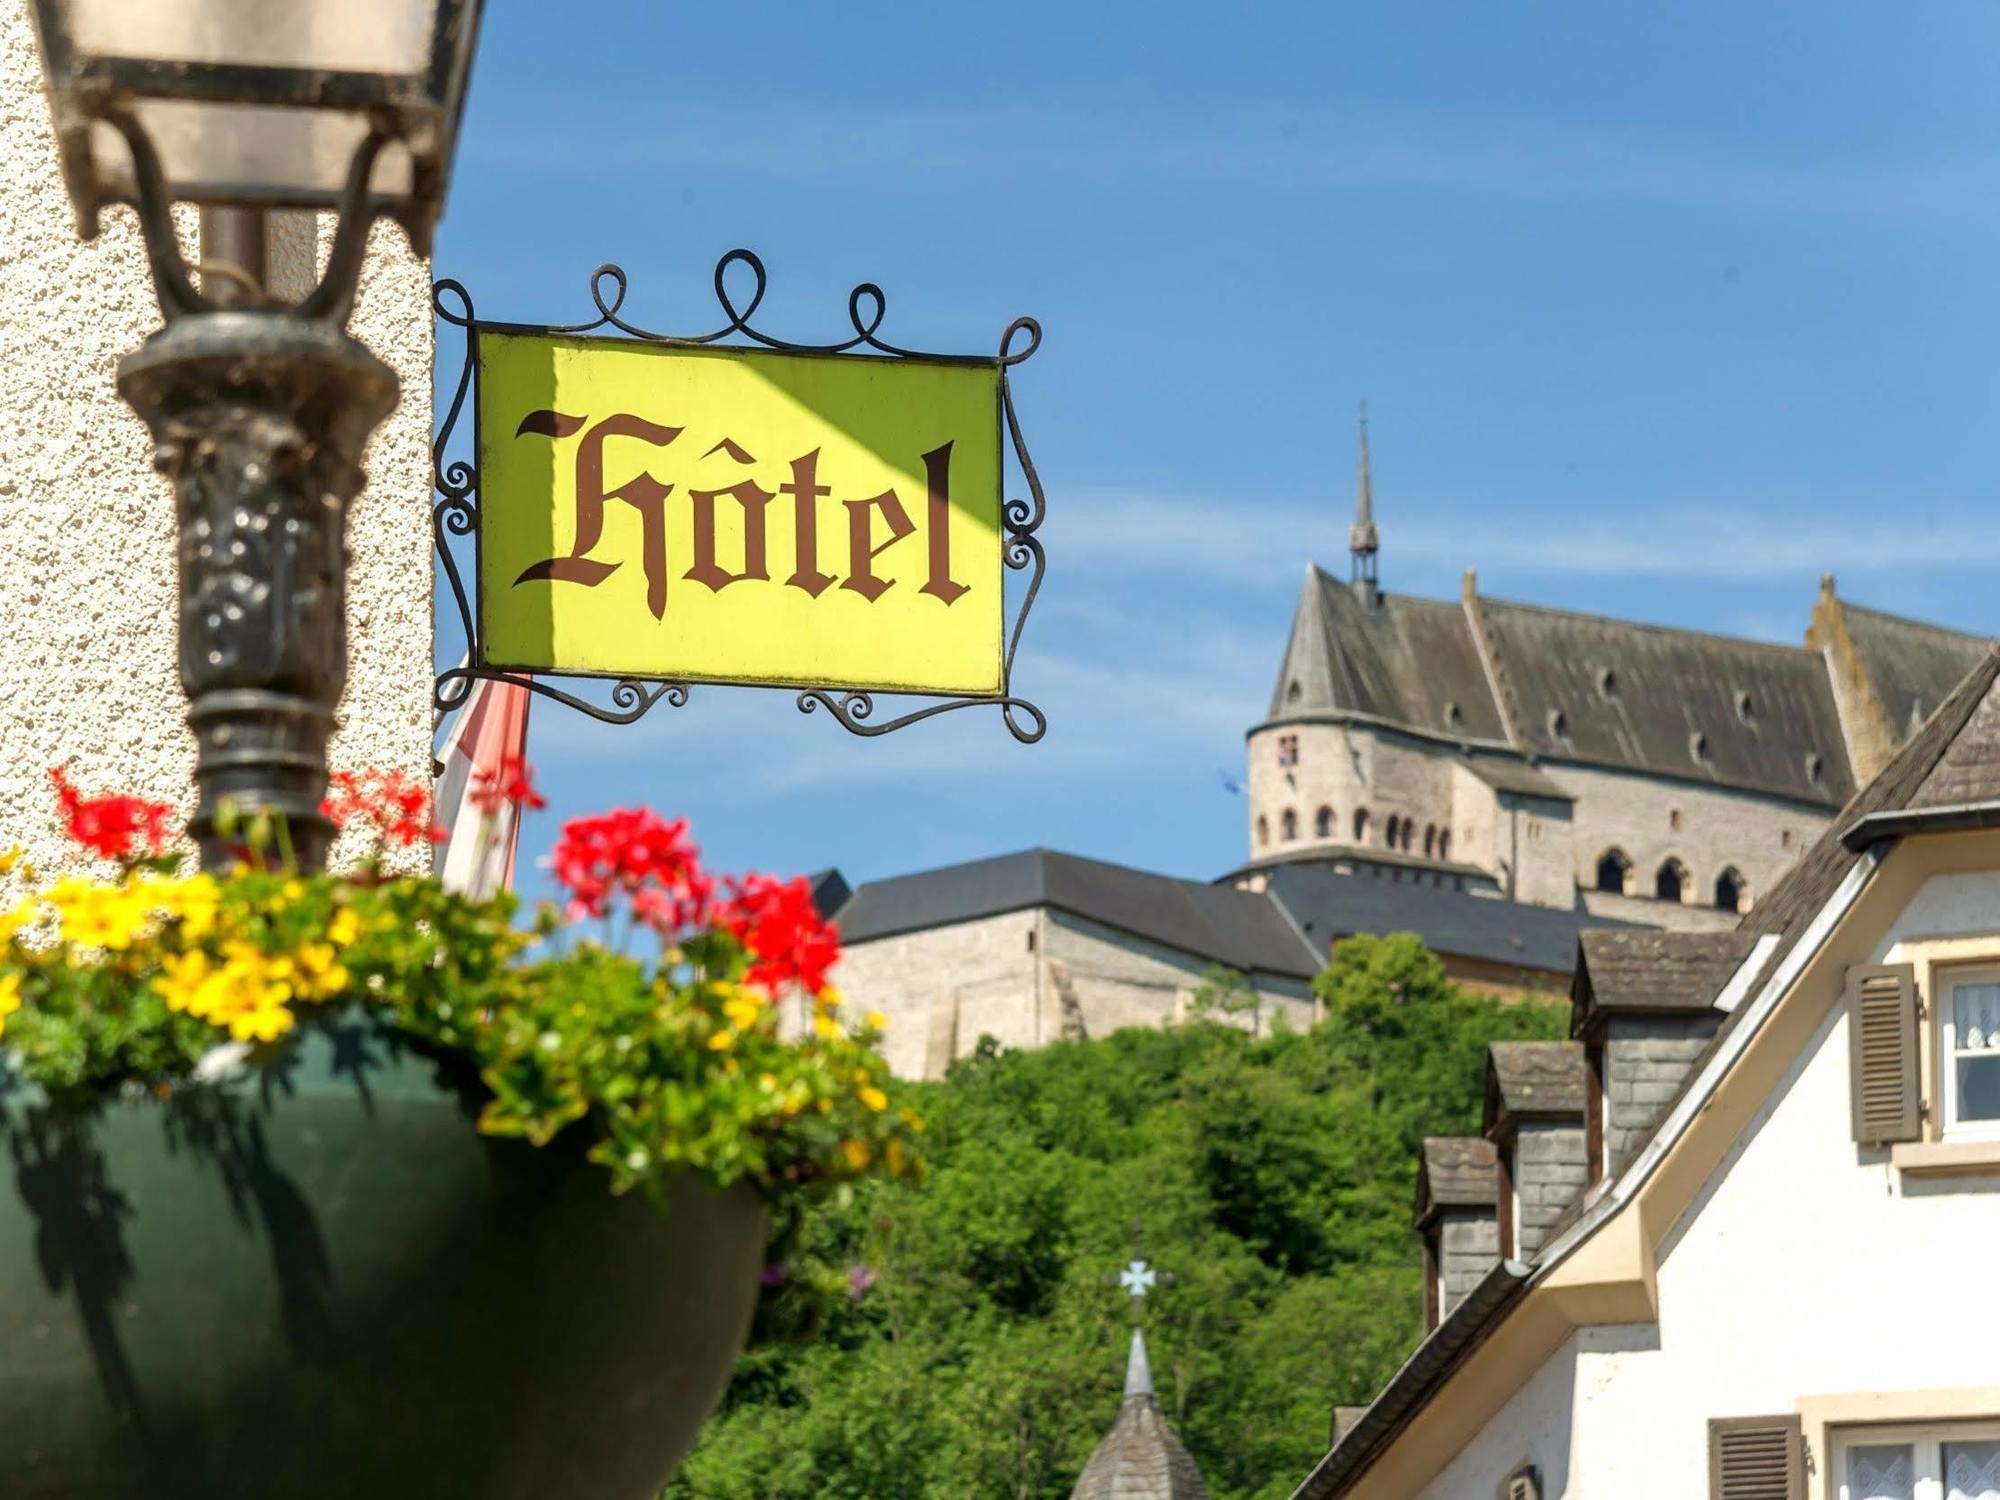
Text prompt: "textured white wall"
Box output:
[[0, 0, 433, 876], [1411, 868, 2000, 1499]]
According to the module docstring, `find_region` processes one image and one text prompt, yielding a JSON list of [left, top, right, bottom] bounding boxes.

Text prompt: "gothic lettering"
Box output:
[[917, 441, 968, 606], [684, 437, 774, 592], [781, 449, 835, 598], [839, 489, 917, 603], [513, 410, 683, 620]]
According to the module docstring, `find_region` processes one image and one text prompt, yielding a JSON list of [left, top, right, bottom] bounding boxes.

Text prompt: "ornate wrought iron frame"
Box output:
[[431, 250, 1047, 743]]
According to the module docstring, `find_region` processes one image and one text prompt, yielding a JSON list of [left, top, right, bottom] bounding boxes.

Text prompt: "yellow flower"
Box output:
[[0, 971, 22, 1035], [859, 1086, 888, 1113], [864, 1010, 889, 1032], [812, 1014, 843, 1041], [153, 950, 214, 1015], [721, 989, 765, 1031], [819, 985, 844, 1008], [327, 907, 361, 947], [842, 1138, 872, 1171], [228, 996, 296, 1043], [886, 1139, 908, 1177], [707, 1029, 736, 1052]]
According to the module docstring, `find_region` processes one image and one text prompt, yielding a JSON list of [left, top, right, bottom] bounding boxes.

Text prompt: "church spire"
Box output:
[[1350, 403, 1379, 605]]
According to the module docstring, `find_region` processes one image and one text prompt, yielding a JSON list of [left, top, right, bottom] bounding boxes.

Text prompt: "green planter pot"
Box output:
[[0, 1012, 768, 1499]]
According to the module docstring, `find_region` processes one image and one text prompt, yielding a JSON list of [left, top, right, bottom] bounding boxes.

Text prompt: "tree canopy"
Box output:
[[667, 933, 1566, 1500]]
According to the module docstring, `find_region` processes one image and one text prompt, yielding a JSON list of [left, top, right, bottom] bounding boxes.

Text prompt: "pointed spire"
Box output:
[[1350, 403, 1379, 601], [1123, 1326, 1154, 1400]]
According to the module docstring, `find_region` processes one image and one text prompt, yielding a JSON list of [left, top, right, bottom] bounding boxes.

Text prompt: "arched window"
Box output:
[[1255, 815, 1269, 847], [1655, 858, 1687, 903], [1595, 848, 1632, 895], [1402, 820, 1416, 852], [1423, 825, 1437, 857], [1715, 867, 1748, 913], [1385, 814, 1401, 848], [1314, 805, 1334, 839], [1280, 808, 1298, 841], [1353, 807, 1371, 843], [1438, 829, 1452, 860]]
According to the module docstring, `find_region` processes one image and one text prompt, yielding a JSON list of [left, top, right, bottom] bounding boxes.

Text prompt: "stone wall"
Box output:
[[1511, 1120, 1587, 1258], [828, 905, 1318, 1080], [1437, 1209, 1499, 1316], [1603, 1012, 1721, 1175], [0, 0, 434, 879]]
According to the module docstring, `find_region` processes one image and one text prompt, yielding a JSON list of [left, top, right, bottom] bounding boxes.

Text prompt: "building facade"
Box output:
[[1290, 648, 2000, 1500], [1246, 430, 1989, 935]]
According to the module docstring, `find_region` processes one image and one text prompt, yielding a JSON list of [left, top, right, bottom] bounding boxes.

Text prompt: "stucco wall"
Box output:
[[0, 0, 433, 877], [829, 905, 1317, 1080], [1412, 868, 2000, 1499]]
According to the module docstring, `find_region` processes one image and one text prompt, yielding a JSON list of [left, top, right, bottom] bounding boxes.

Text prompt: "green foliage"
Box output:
[[666, 933, 1566, 1500]]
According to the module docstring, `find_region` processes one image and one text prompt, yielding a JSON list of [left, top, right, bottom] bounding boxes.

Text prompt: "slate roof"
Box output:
[[1265, 568, 1509, 743], [833, 849, 1321, 979], [1071, 1329, 1210, 1500], [1483, 1041, 1587, 1132], [1454, 755, 1574, 801], [1471, 595, 1853, 806], [1571, 930, 1758, 1032], [1256, 569, 1954, 809], [1415, 1138, 1498, 1224], [1837, 601, 1991, 743], [1260, 860, 1637, 977]]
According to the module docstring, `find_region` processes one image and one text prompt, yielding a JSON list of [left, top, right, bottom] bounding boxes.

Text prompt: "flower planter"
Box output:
[[0, 1010, 768, 1499]]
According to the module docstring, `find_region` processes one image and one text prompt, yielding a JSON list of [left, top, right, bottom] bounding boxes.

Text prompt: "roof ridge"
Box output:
[[1476, 591, 1818, 658], [1835, 597, 1994, 644]]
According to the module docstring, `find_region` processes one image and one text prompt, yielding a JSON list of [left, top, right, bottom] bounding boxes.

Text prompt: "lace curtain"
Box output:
[[1955, 982, 2000, 1053], [1845, 1439, 2000, 1500], [1849, 1445, 1914, 1500], [1947, 1440, 2000, 1500]]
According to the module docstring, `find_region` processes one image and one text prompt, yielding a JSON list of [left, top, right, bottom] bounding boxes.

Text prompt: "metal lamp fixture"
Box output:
[[26, 0, 484, 868]]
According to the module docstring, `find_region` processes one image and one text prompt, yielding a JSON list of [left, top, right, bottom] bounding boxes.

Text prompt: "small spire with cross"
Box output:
[[1109, 1219, 1175, 1326]]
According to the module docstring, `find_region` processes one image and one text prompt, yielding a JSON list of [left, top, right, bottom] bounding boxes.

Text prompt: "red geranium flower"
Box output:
[[321, 768, 445, 847], [50, 766, 175, 862], [716, 873, 841, 996], [549, 807, 705, 925], [470, 755, 547, 814]]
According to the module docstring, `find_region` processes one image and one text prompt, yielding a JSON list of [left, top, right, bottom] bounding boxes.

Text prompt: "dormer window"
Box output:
[[1547, 708, 1568, 740], [1735, 690, 1756, 725], [1286, 679, 1302, 705], [1806, 751, 1825, 785], [1690, 731, 1711, 765], [1597, 667, 1618, 699], [1444, 700, 1465, 730]]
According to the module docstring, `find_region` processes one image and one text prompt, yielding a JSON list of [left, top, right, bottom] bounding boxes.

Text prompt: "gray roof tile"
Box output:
[[1416, 1137, 1498, 1223]]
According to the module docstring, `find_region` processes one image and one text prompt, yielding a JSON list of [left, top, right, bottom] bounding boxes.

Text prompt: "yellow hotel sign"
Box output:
[[476, 331, 1004, 695]]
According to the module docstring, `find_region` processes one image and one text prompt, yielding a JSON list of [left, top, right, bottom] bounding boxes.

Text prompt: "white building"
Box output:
[[1290, 648, 2000, 1500]]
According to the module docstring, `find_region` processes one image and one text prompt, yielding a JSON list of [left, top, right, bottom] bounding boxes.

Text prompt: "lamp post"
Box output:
[[27, 0, 483, 869]]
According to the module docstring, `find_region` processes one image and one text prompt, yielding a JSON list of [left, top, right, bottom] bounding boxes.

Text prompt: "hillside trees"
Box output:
[[666, 933, 1565, 1500]]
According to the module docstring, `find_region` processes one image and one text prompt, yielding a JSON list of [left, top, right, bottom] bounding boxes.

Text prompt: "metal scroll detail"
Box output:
[[429, 251, 1047, 742]]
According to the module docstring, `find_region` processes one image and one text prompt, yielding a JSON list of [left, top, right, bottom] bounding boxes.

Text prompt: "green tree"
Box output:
[[666, 934, 1565, 1500]]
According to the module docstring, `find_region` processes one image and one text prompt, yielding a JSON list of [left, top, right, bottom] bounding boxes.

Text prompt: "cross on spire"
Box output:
[[1112, 1219, 1174, 1324]]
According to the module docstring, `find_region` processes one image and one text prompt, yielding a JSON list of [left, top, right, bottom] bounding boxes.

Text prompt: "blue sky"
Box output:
[[433, 1, 2000, 897]]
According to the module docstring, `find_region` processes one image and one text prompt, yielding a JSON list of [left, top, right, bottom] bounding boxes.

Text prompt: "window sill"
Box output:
[[1891, 1139, 2000, 1177]]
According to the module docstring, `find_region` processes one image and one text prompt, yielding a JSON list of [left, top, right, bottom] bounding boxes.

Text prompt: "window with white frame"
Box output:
[[1942, 968, 2000, 1139], [1836, 1421, 2000, 1500]]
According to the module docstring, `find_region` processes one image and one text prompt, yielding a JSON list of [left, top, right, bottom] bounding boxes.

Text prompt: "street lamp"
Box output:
[[26, 0, 483, 868]]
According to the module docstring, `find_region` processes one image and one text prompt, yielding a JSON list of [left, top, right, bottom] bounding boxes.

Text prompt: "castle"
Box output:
[[824, 423, 1992, 1077], [1238, 417, 1989, 932]]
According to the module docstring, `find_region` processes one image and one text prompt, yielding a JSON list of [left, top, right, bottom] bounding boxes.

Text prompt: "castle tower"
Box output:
[[1350, 406, 1379, 608]]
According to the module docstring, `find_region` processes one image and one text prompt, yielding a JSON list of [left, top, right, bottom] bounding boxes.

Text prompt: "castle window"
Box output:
[[1547, 708, 1568, 740], [1444, 700, 1465, 730], [1314, 805, 1333, 839], [1714, 866, 1747, 913], [1596, 848, 1633, 896], [1402, 820, 1416, 852], [1668, 807, 1682, 831], [1690, 731, 1711, 764], [1655, 858, 1688, 903], [1735, 690, 1756, 725], [1354, 807, 1371, 843], [1276, 733, 1300, 769], [1439, 830, 1451, 860], [1597, 667, 1618, 698], [1424, 824, 1437, 857], [1280, 808, 1298, 841], [1781, 828, 1794, 850], [1805, 751, 1825, 785], [1286, 679, 1302, 705], [1256, 815, 1269, 847]]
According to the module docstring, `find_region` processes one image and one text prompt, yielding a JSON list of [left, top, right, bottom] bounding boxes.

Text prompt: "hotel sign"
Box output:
[[477, 334, 1004, 696], [433, 253, 1046, 741]]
